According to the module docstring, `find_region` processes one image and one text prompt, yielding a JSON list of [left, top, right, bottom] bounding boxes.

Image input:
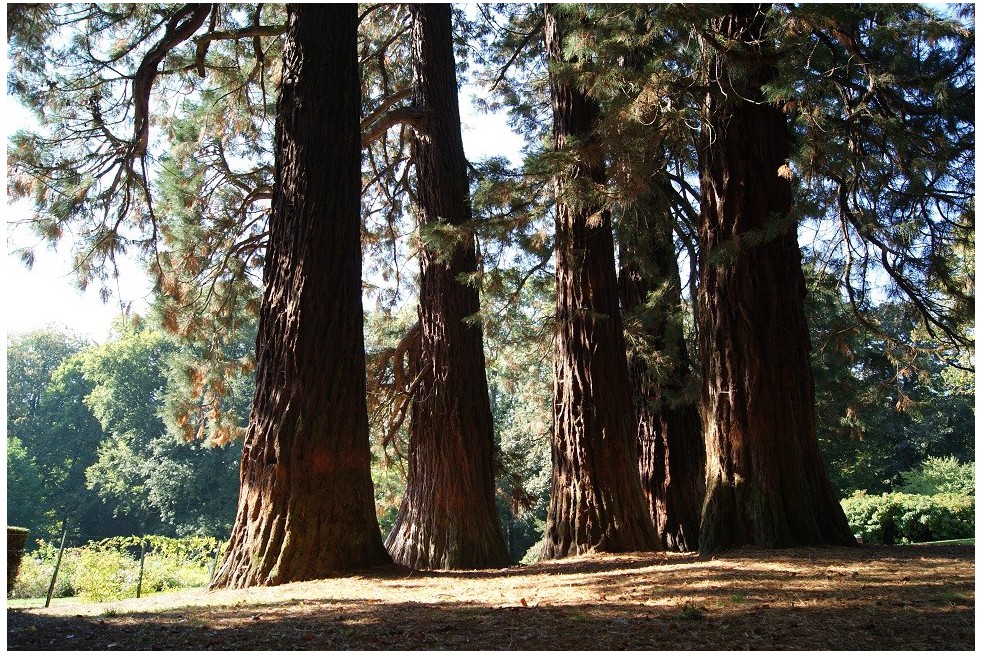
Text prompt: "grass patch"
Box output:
[[679, 601, 705, 620], [937, 590, 971, 606], [567, 609, 591, 622]]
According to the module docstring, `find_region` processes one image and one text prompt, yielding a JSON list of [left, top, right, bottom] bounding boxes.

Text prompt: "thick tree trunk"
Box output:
[[697, 4, 856, 553], [541, 6, 658, 559], [384, 4, 510, 570], [210, 4, 390, 589], [619, 191, 704, 552]]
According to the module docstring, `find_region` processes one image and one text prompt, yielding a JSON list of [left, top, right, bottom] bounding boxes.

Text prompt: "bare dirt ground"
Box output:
[[7, 544, 974, 650]]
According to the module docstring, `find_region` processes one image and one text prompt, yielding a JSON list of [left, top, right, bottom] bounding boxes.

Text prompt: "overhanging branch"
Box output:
[[362, 106, 427, 147]]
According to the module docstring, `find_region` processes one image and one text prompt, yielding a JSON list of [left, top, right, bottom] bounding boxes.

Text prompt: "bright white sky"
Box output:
[[3, 87, 152, 342], [3, 89, 524, 342]]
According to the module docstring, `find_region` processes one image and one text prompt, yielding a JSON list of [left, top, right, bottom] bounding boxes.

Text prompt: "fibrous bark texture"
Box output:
[[384, 3, 509, 570], [211, 4, 390, 589], [697, 4, 856, 553], [541, 6, 659, 559], [619, 190, 705, 553]]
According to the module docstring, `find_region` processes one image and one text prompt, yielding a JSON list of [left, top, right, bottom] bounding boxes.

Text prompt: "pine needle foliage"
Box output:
[[775, 4, 975, 365]]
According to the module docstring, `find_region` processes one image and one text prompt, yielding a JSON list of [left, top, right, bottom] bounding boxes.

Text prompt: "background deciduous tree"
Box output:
[[81, 320, 241, 536], [6, 324, 243, 539], [7, 329, 110, 536]]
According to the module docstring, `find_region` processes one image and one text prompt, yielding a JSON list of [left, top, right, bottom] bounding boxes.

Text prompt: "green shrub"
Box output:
[[377, 506, 399, 538], [140, 552, 213, 594], [900, 457, 974, 496], [7, 526, 31, 592], [7, 535, 219, 601], [841, 492, 974, 544], [74, 547, 139, 602], [520, 536, 545, 565], [9, 541, 79, 599]]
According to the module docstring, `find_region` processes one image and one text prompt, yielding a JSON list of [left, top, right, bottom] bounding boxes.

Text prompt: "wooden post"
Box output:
[[136, 540, 146, 599], [44, 519, 68, 608]]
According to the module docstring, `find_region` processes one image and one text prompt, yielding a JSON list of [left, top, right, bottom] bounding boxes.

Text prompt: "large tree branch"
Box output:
[[837, 183, 973, 354], [191, 16, 287, 78], [361, 88, 412, 130], [131, 4, 212, 157], [361, 106, 427, 147], [192, 22, 287, 45]]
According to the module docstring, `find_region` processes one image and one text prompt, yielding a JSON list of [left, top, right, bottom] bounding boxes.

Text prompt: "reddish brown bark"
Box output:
[[541, 5, 658, 559], [210, 4, 389, 589], [384, 4, 509, 570], [697, 4, 856, 553], [619, 191, 704, 553]]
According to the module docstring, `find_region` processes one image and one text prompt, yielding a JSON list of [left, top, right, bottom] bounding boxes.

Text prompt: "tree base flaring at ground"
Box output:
[[6, 546, 974, 651], [384, 3, 509, 571], [209, 5, 389, 588]]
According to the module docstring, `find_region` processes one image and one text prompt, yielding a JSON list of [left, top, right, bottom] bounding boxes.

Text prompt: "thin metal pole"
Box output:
[[44, 519, 68, 608], [136, 540, 146, 599]]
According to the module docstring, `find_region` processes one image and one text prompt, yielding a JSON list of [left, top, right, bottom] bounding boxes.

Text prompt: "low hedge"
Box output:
[[8, 526, 30, 593], [841, 492, 974, 545]]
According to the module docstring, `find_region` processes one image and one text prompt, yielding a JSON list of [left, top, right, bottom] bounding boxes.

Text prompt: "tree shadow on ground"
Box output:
[[7, 545, 973, 650], [8, 592, 973, 650]]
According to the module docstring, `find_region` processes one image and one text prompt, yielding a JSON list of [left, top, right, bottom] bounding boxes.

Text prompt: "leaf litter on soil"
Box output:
[[7, 544, 973, 650]]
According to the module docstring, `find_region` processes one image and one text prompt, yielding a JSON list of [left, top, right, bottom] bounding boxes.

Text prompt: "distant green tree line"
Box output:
[[7, 321, 247, 541]]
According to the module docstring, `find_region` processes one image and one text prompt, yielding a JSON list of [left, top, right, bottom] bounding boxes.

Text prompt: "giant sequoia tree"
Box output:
[[595, 12, 706, 552], [210, 4, 389, 587], [541, 5, 658, 558], [696, 4, 856, 552], [384, 3, 509, 570], [619, 190, 704, 552]]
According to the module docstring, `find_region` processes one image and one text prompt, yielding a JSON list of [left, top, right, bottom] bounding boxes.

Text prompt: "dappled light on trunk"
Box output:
[[383, 3, 510, 570], [696, 4, 856, 553], [210, 4, 389, 589]]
